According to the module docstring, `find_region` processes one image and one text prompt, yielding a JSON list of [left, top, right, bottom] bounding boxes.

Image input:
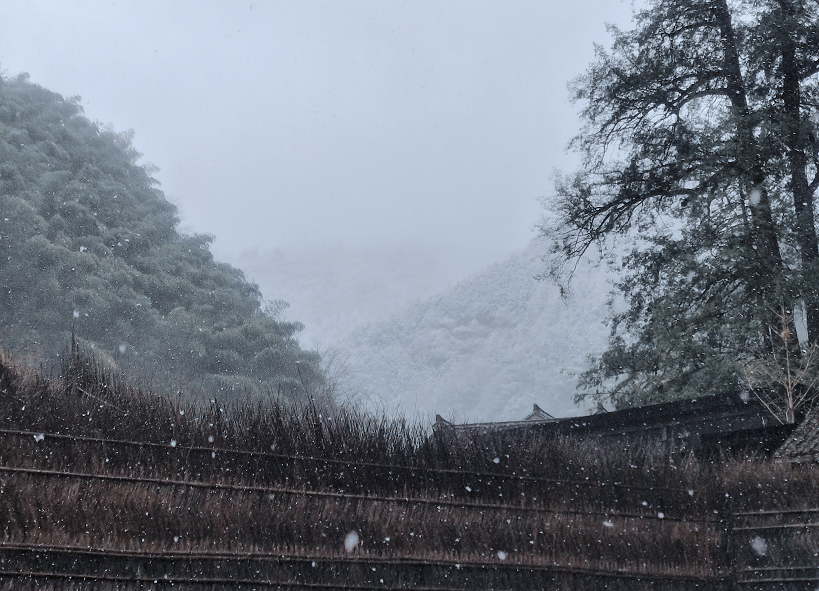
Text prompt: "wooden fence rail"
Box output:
[[0, 463, 711, 523], [732, 509, 819, 588], [0, 544, 729, 591], [0, 427, 692, 494], [3, 428, 818, 589]]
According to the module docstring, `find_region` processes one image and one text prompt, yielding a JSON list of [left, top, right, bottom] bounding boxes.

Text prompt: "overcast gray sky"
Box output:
[[1, 0, 636, 275]]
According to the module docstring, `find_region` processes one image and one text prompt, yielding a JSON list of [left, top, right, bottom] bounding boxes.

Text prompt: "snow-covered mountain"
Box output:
[[339, 240, 612, 422], [233, 240, 612, 423]]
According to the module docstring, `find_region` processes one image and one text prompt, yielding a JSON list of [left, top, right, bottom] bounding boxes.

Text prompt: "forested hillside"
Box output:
[[338, 240, 611, 422], [0, 73, 322, 400]]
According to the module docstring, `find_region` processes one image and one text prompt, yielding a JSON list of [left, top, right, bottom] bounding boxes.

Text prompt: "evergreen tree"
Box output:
[[0, 72, 326, 402], [540, 0, 819, 407]]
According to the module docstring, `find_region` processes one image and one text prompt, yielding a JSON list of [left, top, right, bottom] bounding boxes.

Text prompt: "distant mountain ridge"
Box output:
[[339, 240, 611, 422], [233, 244, 460, 346]]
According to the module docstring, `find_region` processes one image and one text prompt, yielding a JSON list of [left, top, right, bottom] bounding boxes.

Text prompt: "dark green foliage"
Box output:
[[0, 72, 321, 401], [541, 0, 819, 408]]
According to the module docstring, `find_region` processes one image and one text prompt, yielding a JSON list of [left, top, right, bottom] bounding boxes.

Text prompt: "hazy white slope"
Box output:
[[231, 240, 612, 422], [231, 244, 459, 346], [340, 240, 611, 422]]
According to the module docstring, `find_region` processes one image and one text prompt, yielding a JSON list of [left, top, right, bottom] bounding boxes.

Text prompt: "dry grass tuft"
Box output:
[[0, 345, 815, 588]]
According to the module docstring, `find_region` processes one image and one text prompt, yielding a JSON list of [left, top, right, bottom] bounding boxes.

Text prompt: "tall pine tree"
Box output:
[[541, 0, 819, 407]]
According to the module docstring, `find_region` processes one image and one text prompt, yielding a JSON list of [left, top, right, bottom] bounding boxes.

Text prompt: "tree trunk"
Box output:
[[779, 0, 819, 345], [713, 0, 792, 346]]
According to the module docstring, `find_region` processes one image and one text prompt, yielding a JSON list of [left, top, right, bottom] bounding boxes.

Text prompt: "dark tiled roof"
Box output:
[[433, 404, 556, 434], [436, 392, 797, 456], [544, 391, 777, 439], [776, 406, 819, 461], [438, 392, 773, 435], [522, 404, 556, 422]]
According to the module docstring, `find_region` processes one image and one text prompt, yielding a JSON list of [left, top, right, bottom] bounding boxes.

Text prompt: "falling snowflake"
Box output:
[[749, 188, 762, 206], [344, 531, 359, 552]]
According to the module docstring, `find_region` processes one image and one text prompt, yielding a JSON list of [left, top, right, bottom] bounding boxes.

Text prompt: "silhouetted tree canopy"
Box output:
[[0, 72, 323, 401], [541, 0, 819, 408]]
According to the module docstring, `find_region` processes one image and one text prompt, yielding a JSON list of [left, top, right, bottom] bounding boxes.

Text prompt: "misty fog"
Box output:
[[1, 1, 635, 419]]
